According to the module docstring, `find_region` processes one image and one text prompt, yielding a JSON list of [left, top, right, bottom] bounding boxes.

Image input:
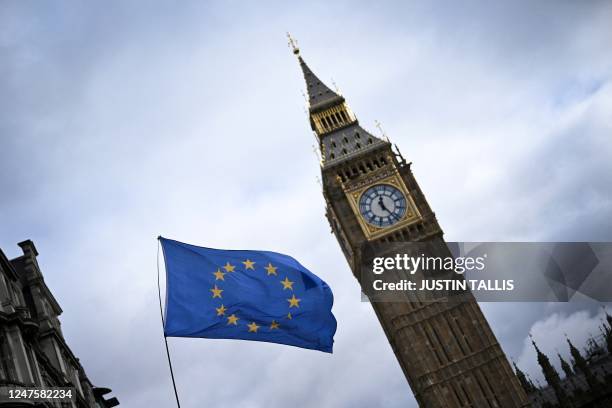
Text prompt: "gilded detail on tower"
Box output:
[[311, 103, 356, 135], [342, 171, 421, 240]]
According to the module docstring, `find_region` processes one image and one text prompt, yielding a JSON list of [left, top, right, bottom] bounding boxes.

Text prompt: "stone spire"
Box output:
[[604, 308, 612, 354], [605, 323, 612, 355], [567, 336, 599, 389], [605, 307, 612, 328], [558, 352, 574, 379], [513, 360, 536, 394], [531, 335, 569, 407], [287, 33, 344, 112]]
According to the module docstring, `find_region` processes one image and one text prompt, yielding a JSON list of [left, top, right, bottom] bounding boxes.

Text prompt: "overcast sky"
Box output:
[[2, 1, 612, 407]]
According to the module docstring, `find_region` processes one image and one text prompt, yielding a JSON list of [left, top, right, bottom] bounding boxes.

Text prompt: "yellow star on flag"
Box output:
[[280, 276, 294, 290], [242, 259, 255, 270], [264, 263, 278, 276], [247, 322, 260, 333], [270, 320, 280, 329], [227, 314, 239, 325], [210, 285, 223, 298], [287, 294, 301, 308], [213, 269, 225, 281], [216, 304, 226, 316], [286, 312, 292, 320], [223, 262, 236, 272]]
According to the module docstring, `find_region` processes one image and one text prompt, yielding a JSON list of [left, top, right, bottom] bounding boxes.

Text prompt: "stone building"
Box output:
[[289, 36, 529, 407], [0, 240, 118, 407], [515, 314, 612, 408]]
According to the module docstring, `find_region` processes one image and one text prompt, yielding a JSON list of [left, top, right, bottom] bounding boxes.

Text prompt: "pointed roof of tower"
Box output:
[[287, 33, 344, 112], [566, 334, 599, 389], [530, 334, 568, 404], [512, 360, 536, 393], [288, 34, 388, 166], [558, 352, 573, 378], [604, 306, 612, 328], [566, 336, 581, 358], [531, 335, 549, 366], [298, 56, 344, 111]]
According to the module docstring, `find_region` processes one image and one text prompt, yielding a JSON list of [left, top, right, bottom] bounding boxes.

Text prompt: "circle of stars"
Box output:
[[209, 259, 301, 333]]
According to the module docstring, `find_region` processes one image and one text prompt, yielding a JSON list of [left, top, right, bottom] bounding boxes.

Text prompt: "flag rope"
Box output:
[[157, 238, 182, 408]]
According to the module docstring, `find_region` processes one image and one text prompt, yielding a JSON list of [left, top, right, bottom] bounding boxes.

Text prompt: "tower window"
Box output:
[[331, 141, 337, 148], [343, 137, 348, 144], [330, 153, 335, 159], [335, 112, 343, 123], [342, 148, 347, 155], [355, 143, 361, 149], [340, 111, 348, 122], [330, 115, 338, 126], [355, 132, 360, 139], [368, 137, 373, 144]]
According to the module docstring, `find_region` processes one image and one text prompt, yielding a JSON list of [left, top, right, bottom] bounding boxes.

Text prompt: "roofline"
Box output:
[[0, 248, 20, 281]]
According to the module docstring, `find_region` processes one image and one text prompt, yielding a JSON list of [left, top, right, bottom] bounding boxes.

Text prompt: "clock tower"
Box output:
[[290, 38, 530, 407]]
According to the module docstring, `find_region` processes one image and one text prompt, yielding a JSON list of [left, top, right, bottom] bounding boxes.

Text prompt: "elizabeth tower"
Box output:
[[290, 38, 529, 408]]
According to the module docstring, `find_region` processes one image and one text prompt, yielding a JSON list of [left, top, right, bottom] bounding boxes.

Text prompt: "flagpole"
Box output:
[[157, 238, 182, 408]]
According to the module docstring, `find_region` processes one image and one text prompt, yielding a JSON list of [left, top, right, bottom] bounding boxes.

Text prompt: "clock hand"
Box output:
[[378, 196, 399, 220], [377, 196, 388, 212]]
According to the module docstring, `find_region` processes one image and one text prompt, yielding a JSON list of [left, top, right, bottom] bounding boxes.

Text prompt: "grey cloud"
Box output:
[[2, 1, 612, 407]]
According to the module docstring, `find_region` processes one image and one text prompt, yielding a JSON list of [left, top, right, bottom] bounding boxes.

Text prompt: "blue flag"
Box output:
[[159, 237, 337, 353]]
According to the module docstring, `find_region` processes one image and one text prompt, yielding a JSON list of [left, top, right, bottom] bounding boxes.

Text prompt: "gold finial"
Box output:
[[287, 32, 300, 55]]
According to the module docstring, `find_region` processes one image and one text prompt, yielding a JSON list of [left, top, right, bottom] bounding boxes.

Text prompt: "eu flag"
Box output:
[[159, 237, 337, 353]]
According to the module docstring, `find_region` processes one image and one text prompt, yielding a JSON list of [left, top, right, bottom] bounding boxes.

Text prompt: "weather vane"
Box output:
[[287, 32, 300, 55]]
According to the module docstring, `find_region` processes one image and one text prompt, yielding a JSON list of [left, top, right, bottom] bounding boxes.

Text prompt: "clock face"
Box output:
[[359, 184, 407, 227]]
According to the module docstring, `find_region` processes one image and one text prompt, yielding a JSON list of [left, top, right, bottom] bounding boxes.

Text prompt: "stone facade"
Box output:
[[0, 240, 118, 407]]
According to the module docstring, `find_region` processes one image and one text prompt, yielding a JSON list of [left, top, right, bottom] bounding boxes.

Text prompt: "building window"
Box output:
[[0, 332, 17, 381]]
